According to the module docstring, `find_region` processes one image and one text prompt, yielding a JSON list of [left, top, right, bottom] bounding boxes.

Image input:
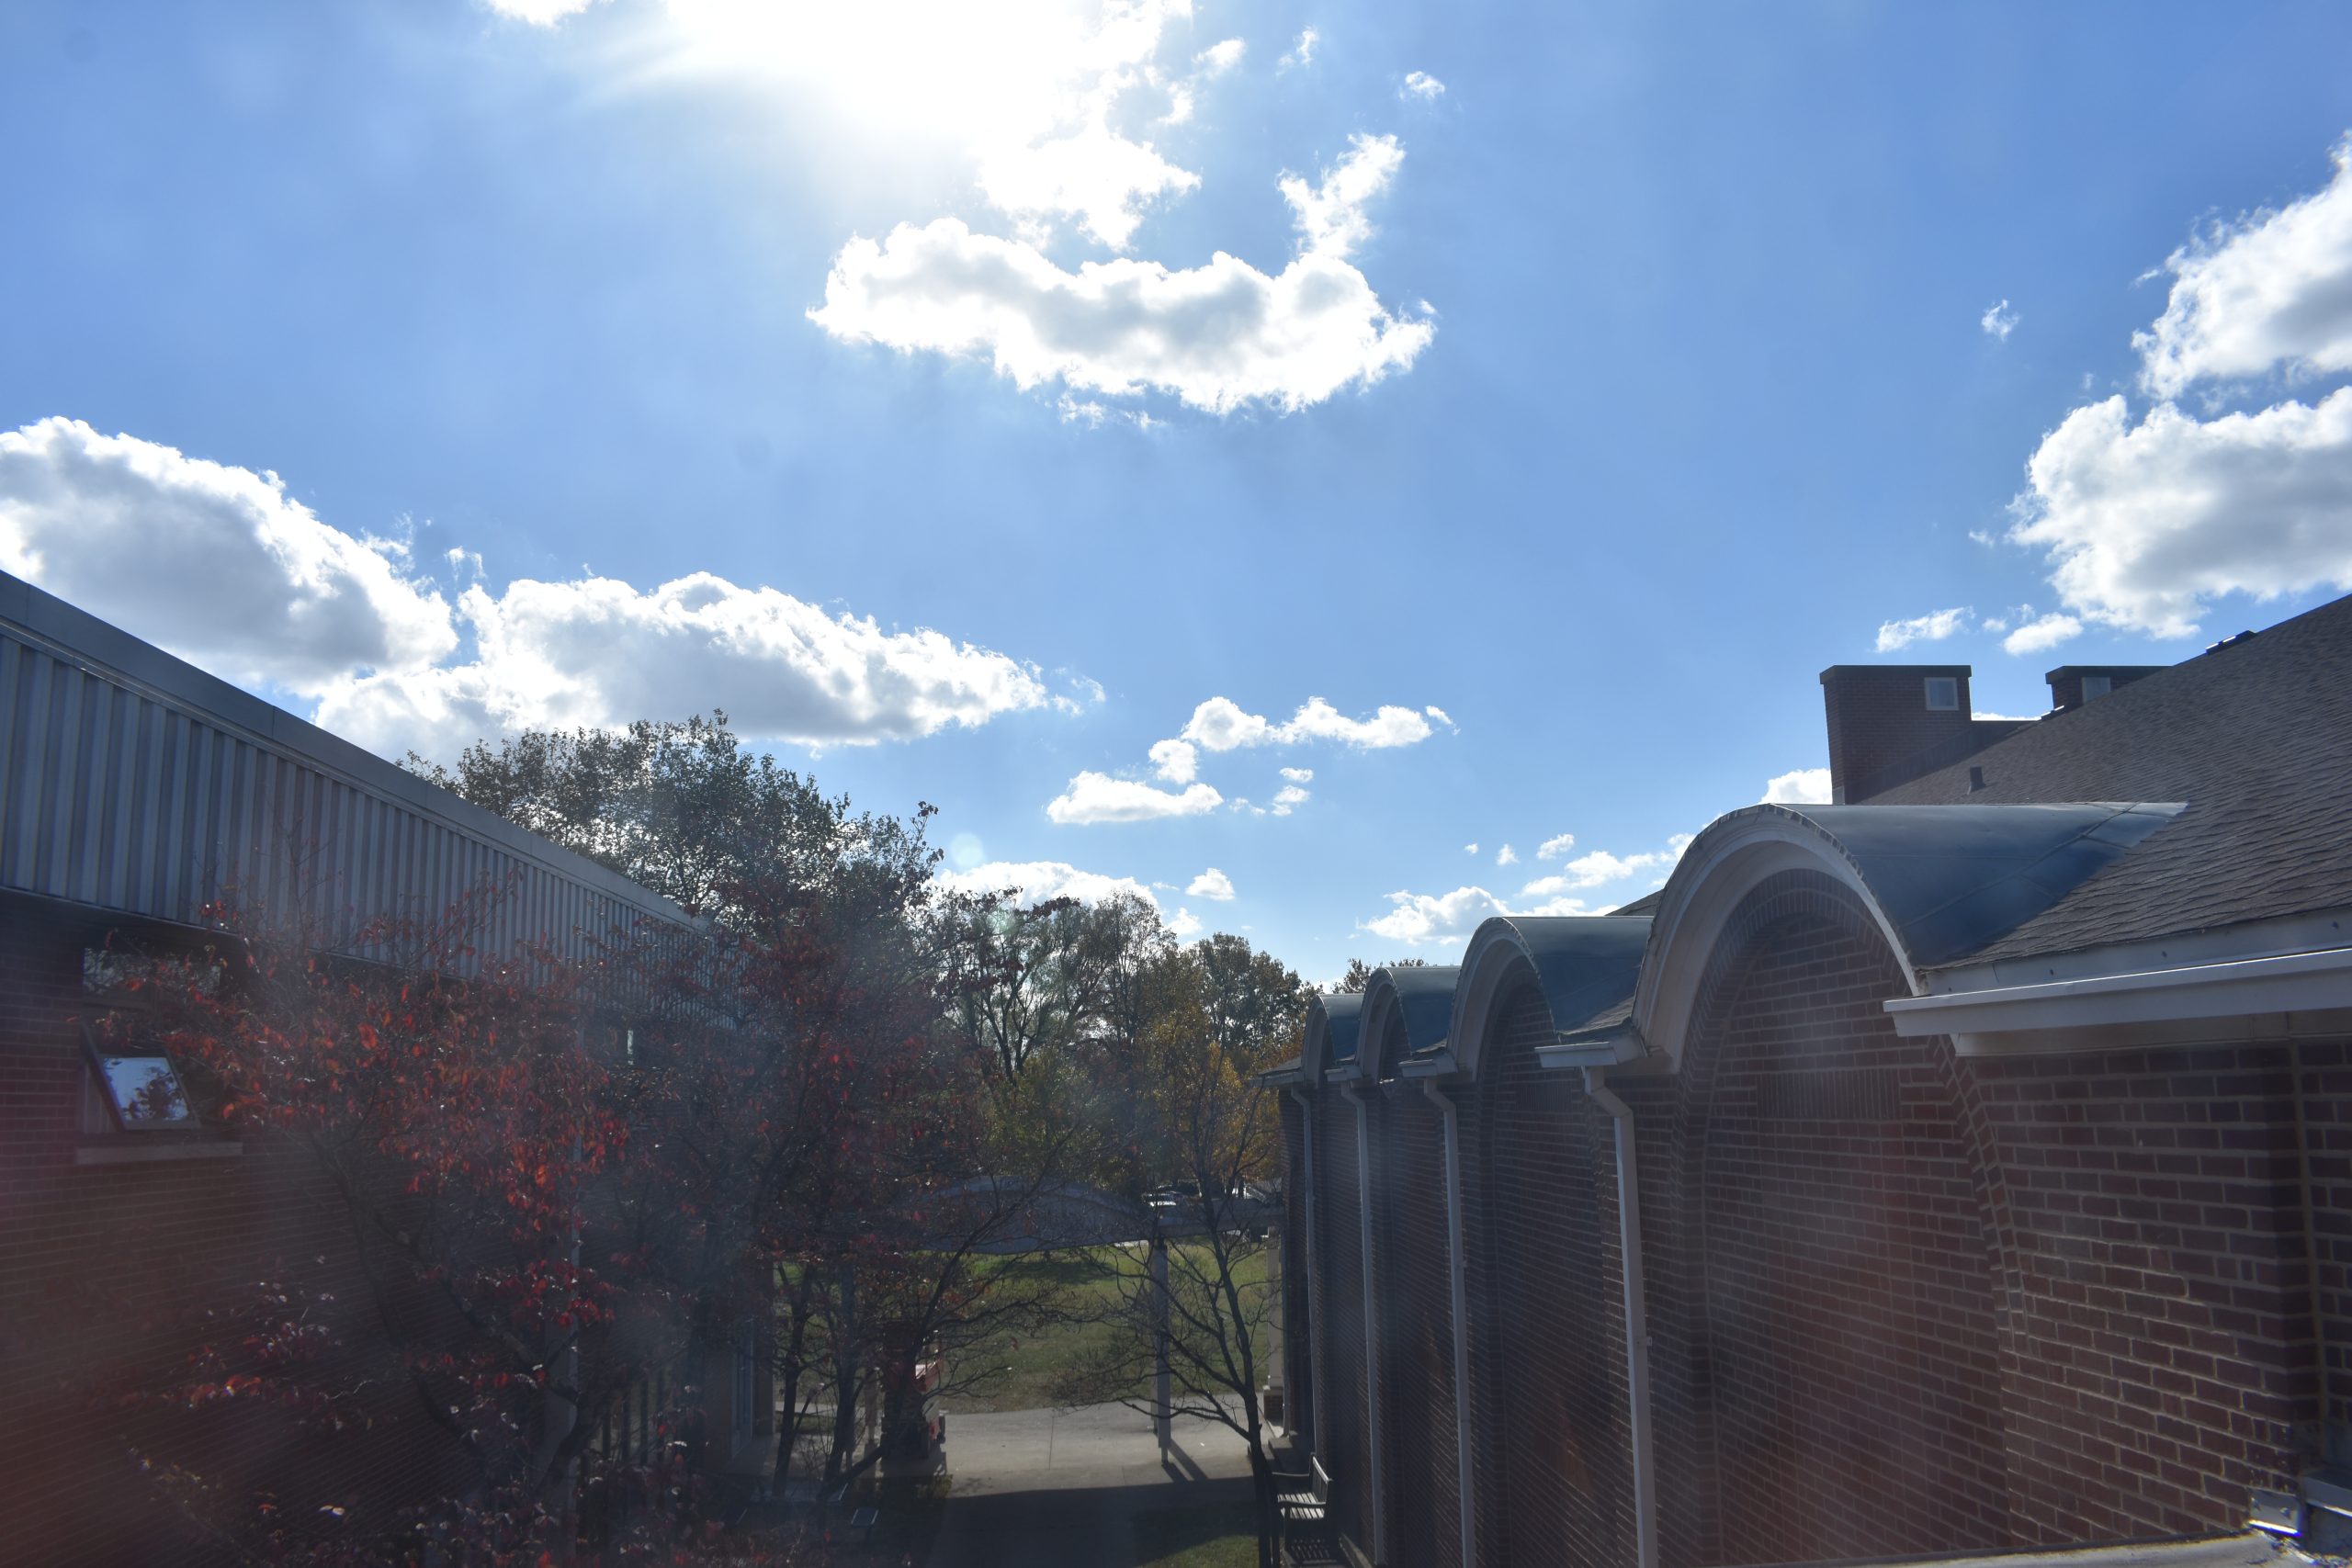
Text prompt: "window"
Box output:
[[1924, 676, 1960, 711], [84, 1028, 196, 1130], [2082, 675, 2113, 699]]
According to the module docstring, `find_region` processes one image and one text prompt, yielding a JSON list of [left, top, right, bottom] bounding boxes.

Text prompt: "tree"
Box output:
[[1334, 954, 1428, 993], [1052, 936, 1309, 1568]]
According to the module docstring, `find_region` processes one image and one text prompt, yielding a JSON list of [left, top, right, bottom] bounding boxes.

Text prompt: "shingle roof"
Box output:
[[1869, 592, 2352, 967]]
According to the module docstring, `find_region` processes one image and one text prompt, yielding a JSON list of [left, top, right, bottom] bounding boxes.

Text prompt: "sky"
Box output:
[[7, 2, 2352, 982]]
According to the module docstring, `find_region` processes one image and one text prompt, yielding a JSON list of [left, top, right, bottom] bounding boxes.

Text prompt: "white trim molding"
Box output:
[[1885, 944, 2352, 1055]]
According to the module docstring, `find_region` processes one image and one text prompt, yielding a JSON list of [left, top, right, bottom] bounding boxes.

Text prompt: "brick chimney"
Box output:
[[2044, 665, 2165, 711], [1819, 664, 1977, 804]]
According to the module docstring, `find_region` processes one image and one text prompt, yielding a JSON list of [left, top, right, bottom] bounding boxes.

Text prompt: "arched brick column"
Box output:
[[1372, 1014, 1464, 1567], [1660, 868, 2009, 1564], [1315, 1084, 1374, 1552], [1466, 978, 1635, 1568]]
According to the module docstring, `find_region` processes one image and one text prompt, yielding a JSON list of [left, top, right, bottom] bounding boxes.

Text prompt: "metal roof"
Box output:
[[1303, 989, 1365, 1075], [1357, 964, 1461, 1076]]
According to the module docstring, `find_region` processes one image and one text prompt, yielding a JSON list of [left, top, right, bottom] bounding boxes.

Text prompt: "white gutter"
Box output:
[[1342, 1081, 1388, 1567], [1287, 1089, 1329, 1458], [1421, 1078, 1478, 1568], [1885, 944, 2352, 1052], [1583, 1069, 1657, 1568]]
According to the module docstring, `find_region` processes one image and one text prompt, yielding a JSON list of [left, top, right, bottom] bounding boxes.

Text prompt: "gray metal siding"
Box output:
[[0, 622, 682, 966]]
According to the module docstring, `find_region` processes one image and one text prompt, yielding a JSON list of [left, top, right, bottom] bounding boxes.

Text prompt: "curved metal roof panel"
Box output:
[[1356, 964, 1462, 1076], [1747, 802, 2183, 969], [1304, 989, 1365, 1074], [1443, 915, 1655, 1077]]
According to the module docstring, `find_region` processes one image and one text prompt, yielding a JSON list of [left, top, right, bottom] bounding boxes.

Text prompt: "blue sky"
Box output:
[[8, 1, 2352, 979]]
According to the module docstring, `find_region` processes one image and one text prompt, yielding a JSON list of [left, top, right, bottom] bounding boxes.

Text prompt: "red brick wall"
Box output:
[[0, 893, 462, 1562], [1315, 1085, 1374, 1552], [1967, 1040, 2314, 1539], [1374, 1033, 1462, 1568], [1468, 980, 1635, 1568], [1281, 1092, 1316, 1450]]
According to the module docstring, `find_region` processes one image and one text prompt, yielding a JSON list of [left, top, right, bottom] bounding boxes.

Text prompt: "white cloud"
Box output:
[[1046, 770, 1224, 824], [483, 0, 598, 21], [977, 120, 1200, 252], [1187, 867, 1236, 901], [321, 572, 1057, 759], [1194, 39, 1244, 75], [1759, 767, 1832, 806], [936, 857, 1157, 908], [1279, 765, 1313, 783], [1149, 738, 1199, 784], [2002, 612, 2083, 656], [1280, 28, 1317, 69], [1180, 693, 1437, 752], [2137, 138, 2352, 398], [0, 419, 458, 697], [1496, 844, 1518, 865], [1535, 832, 1577, 861], [1518, 833, 1694, 897], [1400, 71, 1445, 100], [0, 421, 1070, 763], [808, 135, 1433, 415], [1168, 906, 1203, 939], [1981, 299, 2019, 341], [1873, 605, 1972, 652], [2009, 391, 2352, 637], [1270, 783, 1310, 816], [1362, 882, 1616, 945], [1463, 842, 1479, 856], [1423, 704, 1453, 728]]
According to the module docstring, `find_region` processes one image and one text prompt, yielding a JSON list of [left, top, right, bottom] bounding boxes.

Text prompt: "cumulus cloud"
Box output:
[[1874, 606, 1972, 652], [809, 135, 1433, 414], [1496, 844, 1517, 865], [1149, 738, 1199, 784], [1401, 71, 1445, 100], [2009, 391, 2352, 637], [1271, 783, 1310, 816], [1281, 28, 1317, 69], [1167, 906, 1204, 939], [1280, 765, 1313, 783], [1981, 299, 2019, 341], [0, 419, 1062, 762], [978, 124, 1201, 252], [2002, 612, 2083, 656], [483, 0, 598, 21], [1759, 768, 1832, 806], [936, 857, 1157, 908], [2000, 140, 2352, 641], [1187, 866, 1236, 901], [2137, 138, 2352, 397], [1179, 693, 1437, 751], [1046, 770, 1223, 824], [1535, 832, 1577, 860], [0, 418, 458, 695], [1194, 39, 1244, 75], [1463, 842, 1479, 856], [1365, 834, 1691, 945], [320, 572, 1057, 760]]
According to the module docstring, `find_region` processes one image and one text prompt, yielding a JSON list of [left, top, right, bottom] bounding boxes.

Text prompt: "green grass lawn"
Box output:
[[940, 1244, 1277, 1414], [1131, 1500, 1261, 1568]]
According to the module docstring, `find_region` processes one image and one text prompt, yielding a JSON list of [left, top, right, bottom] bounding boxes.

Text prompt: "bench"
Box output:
[[1272, 1456, 1330, 1550]]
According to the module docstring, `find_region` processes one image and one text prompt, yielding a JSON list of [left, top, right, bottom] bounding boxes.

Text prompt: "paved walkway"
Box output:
[[925, 1403, 1259, 1568]]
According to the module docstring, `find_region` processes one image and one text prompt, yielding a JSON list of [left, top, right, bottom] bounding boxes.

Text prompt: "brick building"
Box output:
[[1270, 593, 2352, 1566], [0, 571, 770, 1562]]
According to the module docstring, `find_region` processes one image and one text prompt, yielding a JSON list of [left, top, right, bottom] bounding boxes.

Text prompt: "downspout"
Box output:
[[1288, 1088, 1329, 1455], [1422, 1079, 1477, 1568], [1585, 1069, 1657, 1568], [1344, 1081, 1388, 1567]]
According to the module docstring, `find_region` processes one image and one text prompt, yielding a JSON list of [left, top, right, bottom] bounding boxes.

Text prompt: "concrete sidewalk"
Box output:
[[925, 1404, 1259, 1568]]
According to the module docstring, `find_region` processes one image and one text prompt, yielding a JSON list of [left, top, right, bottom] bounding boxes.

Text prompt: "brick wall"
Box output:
[[1656, 870, 2010, 1563], [1374, 1034, 1462, 1567], [1469, 979, 1635, 1568], [0, 892, 462, 1562], [1282, 1092, 1316, 1450], [1967, 1040, 2314, 1539], [1317, 1085, 1373, 1552]]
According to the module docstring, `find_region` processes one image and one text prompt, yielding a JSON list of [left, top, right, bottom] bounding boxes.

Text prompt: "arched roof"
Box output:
[[1630, 801, 2182, 1072], [1300, 989, 1365, 1081], [1445, 916, 1655, 1079], [1352, 964, 1462, 1079]]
